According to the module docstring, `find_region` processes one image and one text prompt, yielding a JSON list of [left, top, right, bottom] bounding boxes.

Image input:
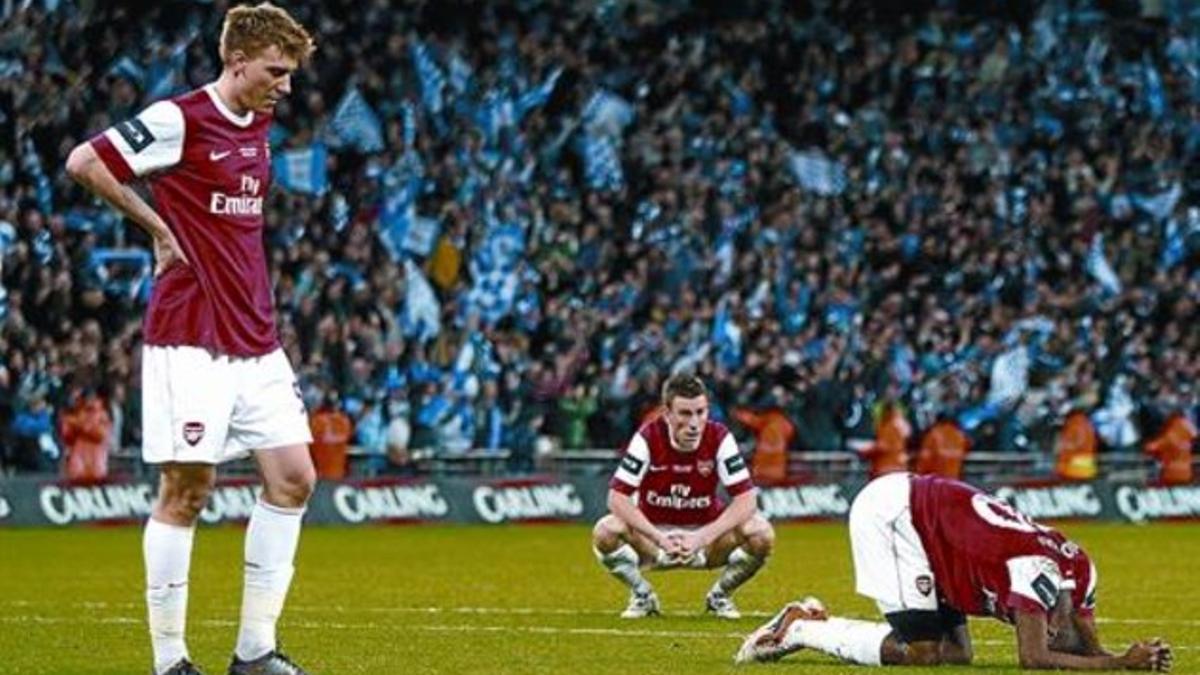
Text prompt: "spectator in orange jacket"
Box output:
[[734, 391, 796, 484], [858, 401, 911, 478], [915, 417, 970, 479], [60, 387, 113, 483], [1055, 410, 1098, 481], [1144, 413, 1196, 485], [310, 394, 354, 480]]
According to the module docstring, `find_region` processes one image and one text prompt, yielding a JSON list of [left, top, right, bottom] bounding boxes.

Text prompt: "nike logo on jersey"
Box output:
[[209, 150, 232, 161]]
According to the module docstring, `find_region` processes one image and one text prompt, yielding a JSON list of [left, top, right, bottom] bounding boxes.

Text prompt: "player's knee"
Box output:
[[742, 518, 775, 557], [592, 514, 626, 551], [158, 480, 214, 524], [950, 644, 972, 665], [942, 639, 972, 665], [265, 464, 316, 507], [887, 639, 945, 667]]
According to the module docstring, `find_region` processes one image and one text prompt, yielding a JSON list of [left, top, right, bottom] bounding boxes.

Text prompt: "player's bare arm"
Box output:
[[606, 488, 681, 556], [65, 143, 188, 276], [679, 488, 757, 557], [1014, 607, 1172, 671]]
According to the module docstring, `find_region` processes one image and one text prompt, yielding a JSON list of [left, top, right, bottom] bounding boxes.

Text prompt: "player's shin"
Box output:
[[781, 617, 892, 666], [594, 543, 652, 593], [144, 518, 196, 674], [235, 500, 305, 661], [711, 546, 764, 595]]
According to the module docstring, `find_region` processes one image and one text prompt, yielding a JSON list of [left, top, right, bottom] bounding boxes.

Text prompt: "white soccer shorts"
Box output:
[[141, 345, 312, 464], [849, 472, 939, 614]]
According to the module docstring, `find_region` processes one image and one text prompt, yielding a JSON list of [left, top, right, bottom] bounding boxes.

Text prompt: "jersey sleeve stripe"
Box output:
[[1005, 592, 1051, 616], [90, 134, 136, 183], [725, 479, 754, 497], [609, 477, 637, 494]]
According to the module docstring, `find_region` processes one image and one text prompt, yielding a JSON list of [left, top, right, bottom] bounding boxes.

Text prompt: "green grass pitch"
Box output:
[[1, 522, 1195, 673]]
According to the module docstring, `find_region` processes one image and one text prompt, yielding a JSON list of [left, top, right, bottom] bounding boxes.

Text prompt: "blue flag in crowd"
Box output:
[[1160, 215, 1189, 269], [404, 216, 441, 257], [1086, 233, 1123, 296], [402, 259, 441, 342], [411, 39, 446, 115], [273, 143, 328, 195], [107, 55, 145, 87], [474, 88, 514, 144], [788, 150, 848, 195], [1084, 36, 1107, 87], [1132, 182, 1181, 222], [582, 89, 635, 138], [328, 86, 385, 153], [516, 66, 563, 118], [146, 40, 189, 100], [448, 50, 473, 95], [401, 101, 418, 148], [579, 134, 623, 191], [378, 181, 418, 262], [1143, 54, 1166, 119], [711, 297, 743, 370], [90, 248, 153, 302]]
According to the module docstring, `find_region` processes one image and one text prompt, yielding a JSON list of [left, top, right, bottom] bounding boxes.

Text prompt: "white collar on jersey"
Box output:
[[204, 84, 254, 128]]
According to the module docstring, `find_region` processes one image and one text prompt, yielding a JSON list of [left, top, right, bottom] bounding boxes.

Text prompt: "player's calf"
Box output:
[[593, 515, 672, 617], [706, 517, 774, 617]]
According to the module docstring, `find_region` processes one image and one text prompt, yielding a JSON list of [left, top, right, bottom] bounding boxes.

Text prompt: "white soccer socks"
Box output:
[[594, 543, 652, 594], [780, 617, 892, 666], [144, 518, 196, 675], [712, 546, 765, 595], [235, 500, 304, 662]]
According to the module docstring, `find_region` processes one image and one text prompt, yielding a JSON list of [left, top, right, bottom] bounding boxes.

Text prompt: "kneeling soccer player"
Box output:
[[735, 473, 1172, 672]]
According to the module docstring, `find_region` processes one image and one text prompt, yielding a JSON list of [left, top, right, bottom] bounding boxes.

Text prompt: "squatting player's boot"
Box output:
[[227, 650, 307, 675], [159, 658, 205, 675], [704, 589, 741, 619], [620, 588, 661, 618], [733, 596, 828, 664]]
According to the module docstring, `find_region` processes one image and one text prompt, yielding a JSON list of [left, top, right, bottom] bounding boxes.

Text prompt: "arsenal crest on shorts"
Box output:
[[183, 421, 205, 446], [697, 460, 714, 476], [915, 574, 934, 597]]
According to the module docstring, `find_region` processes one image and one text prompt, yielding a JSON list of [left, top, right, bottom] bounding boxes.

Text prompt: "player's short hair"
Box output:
[[220, 3, 315, 66], [661, 373, 707, 407]]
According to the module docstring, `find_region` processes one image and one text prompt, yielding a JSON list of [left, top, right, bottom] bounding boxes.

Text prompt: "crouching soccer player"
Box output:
[[592, 374, 774, 619]]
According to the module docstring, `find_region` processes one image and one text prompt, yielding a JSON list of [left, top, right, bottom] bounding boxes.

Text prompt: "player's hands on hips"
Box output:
[[153, 228, 190, 276], [1120, 639, 1172, 671]]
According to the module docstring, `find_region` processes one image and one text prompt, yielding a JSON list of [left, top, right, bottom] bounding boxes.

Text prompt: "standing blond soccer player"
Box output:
[[66, 4, 317, 674]]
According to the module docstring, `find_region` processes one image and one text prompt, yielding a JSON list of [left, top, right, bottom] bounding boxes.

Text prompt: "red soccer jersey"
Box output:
[[90, 85, 278, 356], [909, 475, 1096, 622], [610, 417, 754, 526]]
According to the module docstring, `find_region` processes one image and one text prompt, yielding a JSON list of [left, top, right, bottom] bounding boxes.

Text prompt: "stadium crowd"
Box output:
[[0, 0, 1196, 477]]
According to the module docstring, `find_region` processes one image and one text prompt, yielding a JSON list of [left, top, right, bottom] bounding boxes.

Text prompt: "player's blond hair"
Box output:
[[220, 2, 315, 65]]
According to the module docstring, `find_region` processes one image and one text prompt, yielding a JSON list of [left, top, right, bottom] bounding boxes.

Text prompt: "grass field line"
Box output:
[[2, 612, 1199, 652], [7, 598, 1200, 628]]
